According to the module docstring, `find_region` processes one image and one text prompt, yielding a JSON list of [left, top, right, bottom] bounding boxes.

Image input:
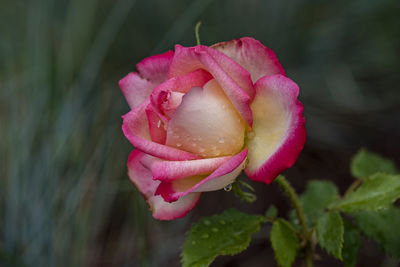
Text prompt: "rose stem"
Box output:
[[275, 175, 313, 267]]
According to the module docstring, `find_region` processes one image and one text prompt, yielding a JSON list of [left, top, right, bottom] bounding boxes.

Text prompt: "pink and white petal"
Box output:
[[166, 79, 245, 158], [150, 69, 213, 119], [136, 50, 174, 84], [155, 149, 248, 202], [119, 72, 155, 109], [195, 48, 253, 125], [145, 104, 166, 144], [127, 150, 201, 220], [168, 45, 253, 125], [149, 156, 232, 182], [245, 75, 306, 184], [122, 99, 200, 161], [212, 37, 285, 83], [119, 50, 174, 109]]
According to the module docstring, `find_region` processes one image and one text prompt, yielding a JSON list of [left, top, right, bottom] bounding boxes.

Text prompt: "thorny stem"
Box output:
[[275, 176, 313, 267], [195, 21, 202, 45]]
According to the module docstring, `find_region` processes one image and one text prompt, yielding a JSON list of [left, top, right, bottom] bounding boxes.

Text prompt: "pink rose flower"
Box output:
[[120, 37, 306, 220]]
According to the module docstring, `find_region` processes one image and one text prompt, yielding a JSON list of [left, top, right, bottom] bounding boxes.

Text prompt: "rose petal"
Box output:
[[136, 50, 174, 84], [166, 79, 245, 158], [150, 69, 212, 119], [140, 155, 232, 182], [245, 75, 306, 184], [119, 50, 174, 109], [212, 37, 285, 82], [155, 149, 248, 202], [127, 150, 201, 220], [122, 99, 200, 160], [145, 104, 166, 144], [168, 45, 253, 126]]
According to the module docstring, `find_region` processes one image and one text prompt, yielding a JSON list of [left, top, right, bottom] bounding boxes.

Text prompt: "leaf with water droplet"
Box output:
[[181, 209, 265, 267]]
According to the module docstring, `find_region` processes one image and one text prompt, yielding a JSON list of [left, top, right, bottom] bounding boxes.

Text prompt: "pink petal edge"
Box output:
[[155, 149, 248, 202], [212, 37, 285, 82], [122, 99, 200, 161], [244, 74, 306, 184], [119, 50, 174, 109], [141, 156, 233, 182], [127, 150, 201, 220]]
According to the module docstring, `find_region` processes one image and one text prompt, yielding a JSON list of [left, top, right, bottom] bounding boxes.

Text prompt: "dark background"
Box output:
[[1, 0, 399, 266]]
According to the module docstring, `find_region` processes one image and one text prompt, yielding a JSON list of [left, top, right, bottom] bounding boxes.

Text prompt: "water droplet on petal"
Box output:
[[157, 120, 161, 128], [224, 184, 232, 192], [204, 220, 211, 226], [201, 233, 209, 239], [176, 143, 182, 147]]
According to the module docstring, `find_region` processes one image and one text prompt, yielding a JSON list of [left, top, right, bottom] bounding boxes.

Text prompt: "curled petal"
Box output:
[[128, 150, 201, 220], [212, 37, 285, 82], [122, 100, 200, 161], [119, 50, 174, 109], [166, 79, 245, 158], [145, 104, 166, 144], [245, 75, 306, 184], [168, 45, 253, 126], [155, 149, 248, 202], [140, 155, 232, 182], [150, 69, 212, 119]]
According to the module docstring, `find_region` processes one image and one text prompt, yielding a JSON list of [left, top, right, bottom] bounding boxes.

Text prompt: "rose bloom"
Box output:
[[120, 37, 305, 220]]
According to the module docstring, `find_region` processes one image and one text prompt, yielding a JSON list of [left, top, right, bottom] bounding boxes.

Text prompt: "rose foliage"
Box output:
[[119, 37, 306, 220]]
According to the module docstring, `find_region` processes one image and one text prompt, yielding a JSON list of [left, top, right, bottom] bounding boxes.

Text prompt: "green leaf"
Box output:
[[316, 211, 344, 260], [353, 207, 400, 258], [332, 173, 400, 212], [342, 218, 361, 267], [300, 180, 339, 226], [351, 148, 397, 179], [181, 209, 265, 267], [270, 219, 299, 267]]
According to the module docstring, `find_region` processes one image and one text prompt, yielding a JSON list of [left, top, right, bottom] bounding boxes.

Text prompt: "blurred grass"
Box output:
[[1, 0, 399, 266]]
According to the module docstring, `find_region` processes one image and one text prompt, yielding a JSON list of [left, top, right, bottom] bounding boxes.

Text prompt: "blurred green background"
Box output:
[[1, 0, 399, 266]]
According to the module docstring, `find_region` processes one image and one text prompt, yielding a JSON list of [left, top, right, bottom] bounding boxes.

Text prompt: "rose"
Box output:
[[119, 37, 305, 220]]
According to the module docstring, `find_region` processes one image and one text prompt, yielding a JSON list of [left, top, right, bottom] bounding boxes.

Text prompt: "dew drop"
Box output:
[[204, 220, 211, 226], [201, 233, 209, 239], [212, 228, 219, 233], [224, 184, 232, 192], [218, 138, 225, 144], [157, 120, 161, 128], [176, 143, 182, 147]]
